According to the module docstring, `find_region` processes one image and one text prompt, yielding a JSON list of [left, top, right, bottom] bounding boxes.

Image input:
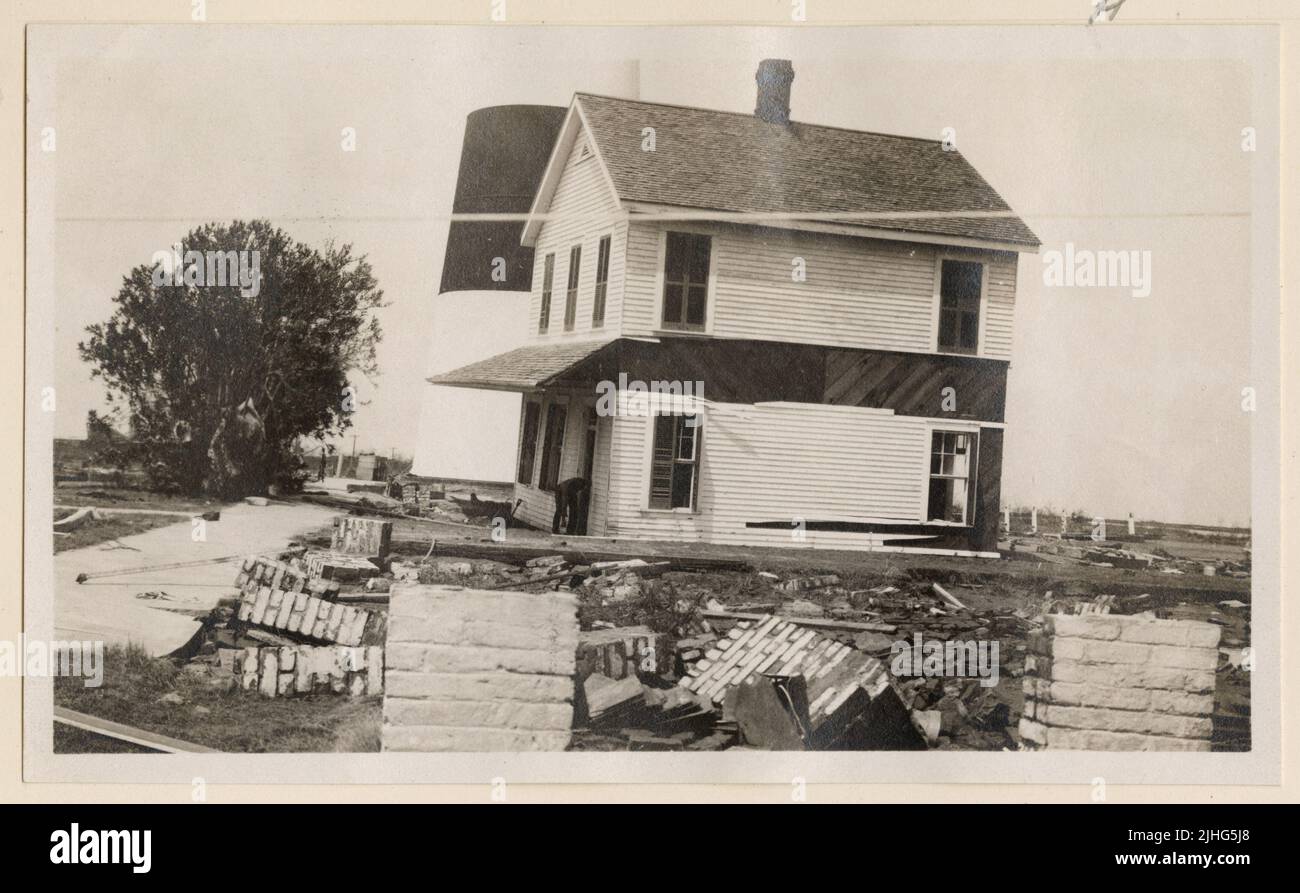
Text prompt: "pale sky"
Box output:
[[32, 25, 1272, 526]]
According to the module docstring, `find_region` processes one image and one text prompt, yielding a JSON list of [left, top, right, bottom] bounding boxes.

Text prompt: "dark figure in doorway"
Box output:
[[552, 476, 591, 535]]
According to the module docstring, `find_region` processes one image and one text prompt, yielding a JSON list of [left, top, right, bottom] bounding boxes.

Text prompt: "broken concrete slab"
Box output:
[[381, 584, 579, 752], [582, 673, 646, 726], [732, 674, 810, 750]]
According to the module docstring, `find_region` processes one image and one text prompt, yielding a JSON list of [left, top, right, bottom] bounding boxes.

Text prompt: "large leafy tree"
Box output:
[[80, 220, 384, 497]]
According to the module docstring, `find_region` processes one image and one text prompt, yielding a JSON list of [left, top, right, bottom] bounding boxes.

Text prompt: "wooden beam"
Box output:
[[701, 609, 896, 634], [53, 706, 220, 754]]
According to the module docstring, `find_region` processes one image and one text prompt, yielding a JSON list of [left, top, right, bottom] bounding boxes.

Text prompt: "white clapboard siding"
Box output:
[[529, 126, 624, 342], [603, 402, 945, 549], [621, 221, 1019, 360]]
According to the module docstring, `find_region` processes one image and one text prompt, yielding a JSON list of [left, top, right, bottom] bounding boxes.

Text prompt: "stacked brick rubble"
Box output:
[[1020, 613, 1221, 751], [299, 516, 393, 581], [235, 557, 386, 646], [575, 625, 658, 681], [225, 644, 383, 698]]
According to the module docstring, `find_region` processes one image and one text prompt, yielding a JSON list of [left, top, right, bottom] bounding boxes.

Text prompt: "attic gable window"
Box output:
[[661, 232, 711, 330], [937, 259, 983, 354], [927, 430, 977, 524]]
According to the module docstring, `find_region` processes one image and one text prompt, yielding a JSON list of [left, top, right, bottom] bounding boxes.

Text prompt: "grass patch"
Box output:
[[54, 513, 191, 553], [54, 485, 219, 513], [54, 643, 381, 753]]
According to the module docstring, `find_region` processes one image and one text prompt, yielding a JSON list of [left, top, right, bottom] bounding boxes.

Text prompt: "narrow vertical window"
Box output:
[[937, 259, 982, 354], [648, 414, 702, 510], [661, 232, 711, 329], [927, 430, 977, 523], [516, 401, 541, 485], [539, 403, 567, 491], [564, 244, 581, 331], [538, 253, 554, 334], [592, 235, 611, 327]]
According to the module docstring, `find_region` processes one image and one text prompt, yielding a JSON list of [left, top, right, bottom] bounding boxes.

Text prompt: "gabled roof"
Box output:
[[426, 340, 614, 392], [524, 93, 1039, 251]]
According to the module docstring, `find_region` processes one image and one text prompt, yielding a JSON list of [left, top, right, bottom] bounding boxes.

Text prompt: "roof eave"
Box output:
[[622, 201, 1040, 253], [520, 97, 624, 247]]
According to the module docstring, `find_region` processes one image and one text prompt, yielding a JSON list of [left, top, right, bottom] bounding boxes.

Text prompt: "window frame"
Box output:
[[656, 230, 715, 333], [925, 428, 978, 525], [538, 401, 568, 492], [592, 234, 611, 327], [932, 256, 987, 356], [563, 244, 581, 331], [645, 412, 703, 512], [538, 253, 555, 334], [516, 400, 541, 485]]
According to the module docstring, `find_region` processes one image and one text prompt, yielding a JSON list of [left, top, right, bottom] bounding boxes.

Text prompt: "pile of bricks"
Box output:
[[681, 615, 919, 748], [1019, 613, 1221, 751], [294, 516, 394, 582], [234, 557, 384, 646], [303, 550, 382, 582], [575, 626, 658, 681], [224, 645, 384, 698], [332, 515, 393, 560]]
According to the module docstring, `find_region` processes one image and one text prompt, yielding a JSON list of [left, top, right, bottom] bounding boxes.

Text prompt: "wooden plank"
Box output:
[[702, 610, 896, 634], [53, 706, 220, 754]]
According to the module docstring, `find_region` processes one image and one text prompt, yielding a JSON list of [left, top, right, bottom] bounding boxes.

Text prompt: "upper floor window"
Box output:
[[538, 253, 554, 334], [564, 245, 581, 331], [662, 232, 711, 330], [592, 235, 611, 327], [937, 259, 982, 354]]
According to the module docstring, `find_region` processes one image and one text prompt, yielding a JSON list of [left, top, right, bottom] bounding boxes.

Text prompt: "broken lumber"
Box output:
[[53, 706, 220, 754], [701, 609, 895, 634], [932, 583, 968, 611]]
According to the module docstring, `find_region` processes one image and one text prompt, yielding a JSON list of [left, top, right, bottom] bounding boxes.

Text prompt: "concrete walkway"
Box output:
[[54, 500, 337, 656]]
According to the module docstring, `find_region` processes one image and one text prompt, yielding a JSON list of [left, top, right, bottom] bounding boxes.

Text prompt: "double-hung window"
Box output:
[[661, 232, 711, 330], [592, 235, 611, 327], [563, 245, 581, 331], [937, 259, 982, 354], [927, 430, 977, 524], [538, 253, 555, 334], [648, 414, 702, 510]]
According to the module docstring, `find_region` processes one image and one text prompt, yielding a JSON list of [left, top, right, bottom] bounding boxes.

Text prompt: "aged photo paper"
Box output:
[[21, 21, 1280, 786]]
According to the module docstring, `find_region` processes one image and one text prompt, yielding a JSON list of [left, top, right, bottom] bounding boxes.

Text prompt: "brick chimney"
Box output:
[[755, 59, 794, 125]]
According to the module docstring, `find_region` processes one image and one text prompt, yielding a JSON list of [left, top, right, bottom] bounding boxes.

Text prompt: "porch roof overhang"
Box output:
[[426, 339, 617, 392]]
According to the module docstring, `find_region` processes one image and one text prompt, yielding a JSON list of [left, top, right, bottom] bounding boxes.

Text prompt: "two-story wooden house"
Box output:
[[429, 60, 1039, 554]]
